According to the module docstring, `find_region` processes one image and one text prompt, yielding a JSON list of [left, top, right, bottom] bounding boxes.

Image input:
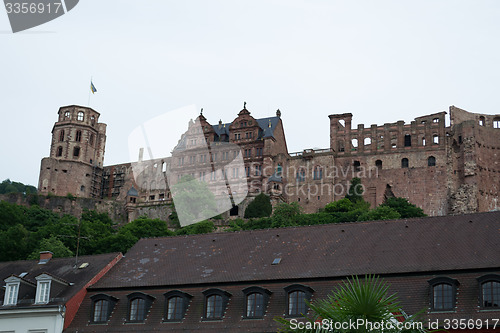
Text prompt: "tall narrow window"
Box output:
[[353, 161, 361, 172], [375, 160, 382, 170], [75, 130, 82, 142], [59, 130, 65, 142], [276, 164, 282, 176], [313, 166, 322, 180], [4, 283, 19, 306], [404, 134, 411, 147], [35, 280, 51, 304], [479, 116, 485, 126], [56, 146, 63, 157], [296, 169, 305, 182], [77, 111, 84, 121], [90, 115, 95, 126], [129, 298, 145, 321], [433, 134, 439, 144], [494, 118, 500, 129], [73, 147, 80, 157], [428, 156, 436, 167], [64, 111, 70, 119], [89, 133, 94, 146], [422, 137, 426, 146], [401, 158, 409, 168]]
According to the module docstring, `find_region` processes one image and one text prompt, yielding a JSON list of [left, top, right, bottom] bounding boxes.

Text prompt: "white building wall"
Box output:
[[0, 307, 64, 333]]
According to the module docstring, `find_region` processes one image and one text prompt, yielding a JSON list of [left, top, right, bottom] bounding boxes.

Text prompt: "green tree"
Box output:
[[271, 202, 302, 227], [345, 177, 365, 203], [381, 197, 426, 218], [244, 193, 272, 218], [276, 275, 426, 333], [170, 175, 219, 226], [0, 224, 31, 261], [119, 216, 173, 239], [358, 206, 401, 222], [175, 220, 216, 235], [27, 236, 74, 259]]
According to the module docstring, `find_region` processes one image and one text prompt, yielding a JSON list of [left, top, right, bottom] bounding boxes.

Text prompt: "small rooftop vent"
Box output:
[[272, 258, 281, 265], [19, 272, 28, 278], [78, 263, 89, 269]]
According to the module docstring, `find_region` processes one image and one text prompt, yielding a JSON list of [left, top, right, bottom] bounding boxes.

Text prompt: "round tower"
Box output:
[[38, 105, 107, 198]]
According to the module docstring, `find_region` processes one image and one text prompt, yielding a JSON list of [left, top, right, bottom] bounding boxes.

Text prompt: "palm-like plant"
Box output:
[[276, 275, 427, 333]]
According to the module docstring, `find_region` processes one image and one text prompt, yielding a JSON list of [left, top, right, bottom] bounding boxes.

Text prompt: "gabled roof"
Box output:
[[92, 211, 500, 289], [256, 116, 280, 138], [0, 252, 121, 307]]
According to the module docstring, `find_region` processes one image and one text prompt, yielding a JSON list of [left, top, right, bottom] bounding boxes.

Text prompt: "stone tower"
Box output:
[[38, 105, 107, 198]]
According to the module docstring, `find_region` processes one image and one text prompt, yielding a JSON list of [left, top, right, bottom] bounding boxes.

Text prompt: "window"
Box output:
[[404, 134, 411, 147], [234, 133, 241, 140], [37, 281, 50, 304], [276, 164, 282, 176], [479, 116, 485, 126], [127, 292, 154, 322], [428, 277, 458, 311], [255, 164, 262, 176], [284, 285, 313, 317], [89, 134, 94, 146], [494, 118, 500, 129], [422, 137, 426, 146], [296, 169, 305, 182], [433, 134, 439, 144], [353, 161, 361, 172], [401, 158, 409, 168], [256, 148, 263, 156], [90, 115, 95, 126], [243, 287, 272, 319], [59, 130, 65, 142], [91, 294, 117, 323], [3, 282, 19, 306], [433, 118, 439, 123], [428, 156, 436, 167], [56, 146, 63, 157], [164, 291, 192, 322], [313, 166, 322, 180], [75, 130, 82, 142], [77, 111, 84, 121], [64, 111, 70, 119], [73, 147, 80, 157], [478, 275, 500, 308], [203, 289, 230, 320], [375, 160, 382, 170]]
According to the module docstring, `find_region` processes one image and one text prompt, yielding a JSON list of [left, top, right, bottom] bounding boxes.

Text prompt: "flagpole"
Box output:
[[87, 76, 92, 106]]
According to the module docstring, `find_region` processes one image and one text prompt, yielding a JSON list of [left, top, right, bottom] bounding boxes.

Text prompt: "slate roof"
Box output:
[[0, 252, 121, 307], [92, 211, 500, 289], [256, 116, 280, 138]]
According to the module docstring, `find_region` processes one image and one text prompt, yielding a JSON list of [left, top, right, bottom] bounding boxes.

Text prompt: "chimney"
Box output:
[[39, 251, 53, 264]]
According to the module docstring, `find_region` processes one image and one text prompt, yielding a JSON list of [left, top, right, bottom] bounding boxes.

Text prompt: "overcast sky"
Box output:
[[1, 0, 499, 187]]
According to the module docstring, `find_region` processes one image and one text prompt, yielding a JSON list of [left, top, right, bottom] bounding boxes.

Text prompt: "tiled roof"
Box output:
[[92, 211, 500, 289], [256, 116, 280, 138], [0, 252, 121, 306]]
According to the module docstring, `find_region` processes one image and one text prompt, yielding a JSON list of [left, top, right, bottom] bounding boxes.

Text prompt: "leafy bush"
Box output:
[[244, 193, 272, 218]]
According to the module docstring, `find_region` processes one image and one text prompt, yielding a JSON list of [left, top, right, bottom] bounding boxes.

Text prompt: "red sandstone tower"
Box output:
[[38, 105, 107, 198]]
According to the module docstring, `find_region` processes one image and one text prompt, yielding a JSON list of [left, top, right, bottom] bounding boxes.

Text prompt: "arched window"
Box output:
[[59, 130, 65, 142], [375, 160, 382, 170], [428, 277, 459, 311], [428, 156, 436, 167], [284, 284, 313, 317], [404, 134, 411, 147], [494, 117, 500, 129], [479, 116, 485, 126], [64, 111, 70, 120], [203, 289, 230, 320], [77, 111, 84, 121], [56, 146, 63, 157], [164, 291, 192, 322], [401, 158, 409, 168], [422, 137, 426, 146], [127, 292, 154, 322], [352, 138, 358, 151], [433, 134, 439, 144], [90, 294, 117, 324], [478, 274, 500, 308], [313, 166, 322, 180], [243, 287, 272, 319]]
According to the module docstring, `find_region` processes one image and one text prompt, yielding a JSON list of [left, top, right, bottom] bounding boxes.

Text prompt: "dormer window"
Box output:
[[37, 281, 50, 304], [4, 282, 19, 306]]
